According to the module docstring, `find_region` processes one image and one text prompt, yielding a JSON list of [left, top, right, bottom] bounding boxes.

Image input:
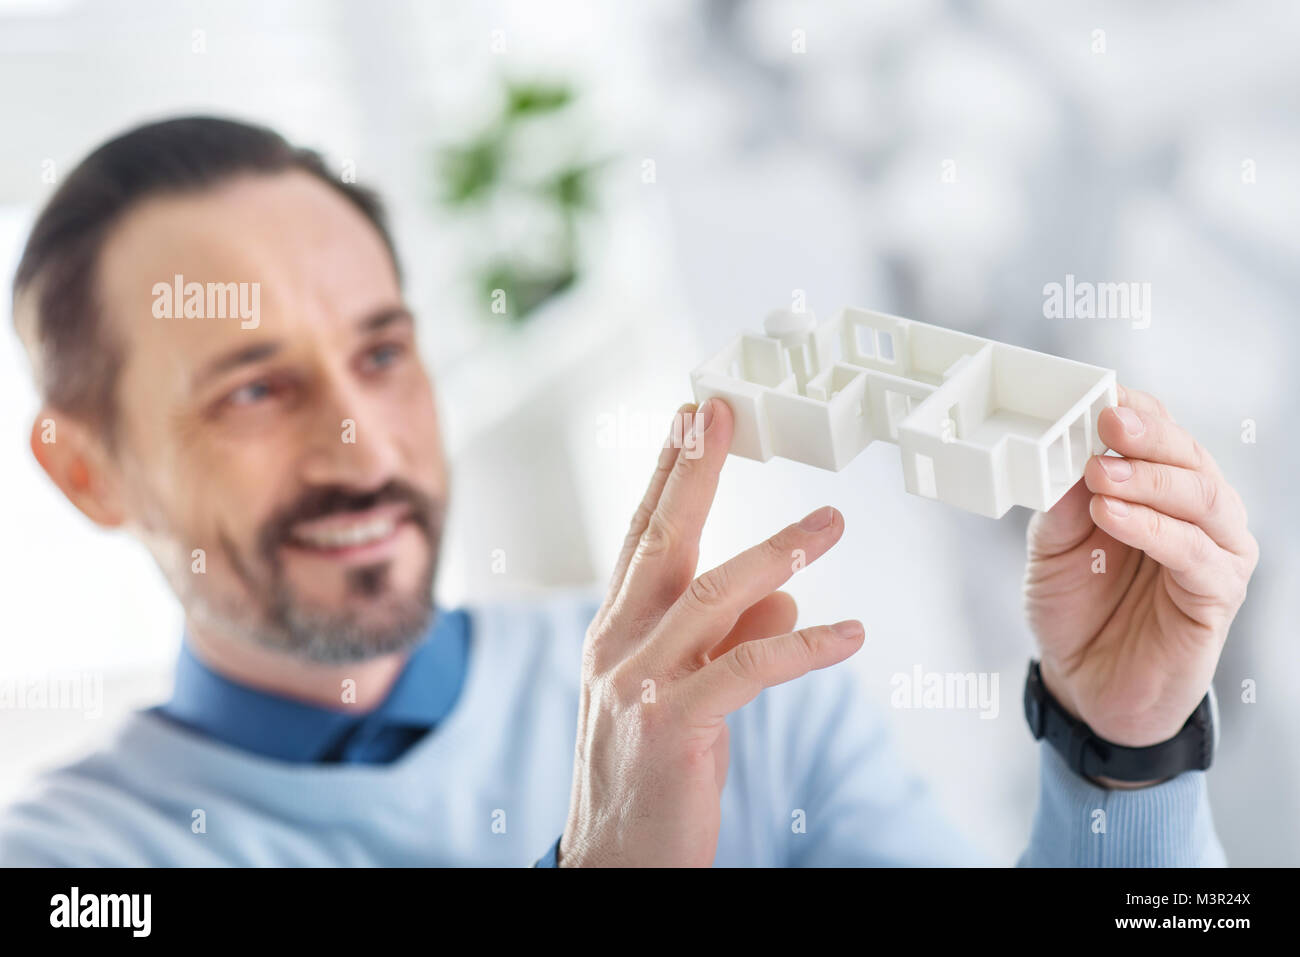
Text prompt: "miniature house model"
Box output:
[[690, 307, 1117, 518]]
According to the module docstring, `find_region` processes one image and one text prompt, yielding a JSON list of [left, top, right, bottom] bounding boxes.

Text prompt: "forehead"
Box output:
[[96, 169, 400, 369]]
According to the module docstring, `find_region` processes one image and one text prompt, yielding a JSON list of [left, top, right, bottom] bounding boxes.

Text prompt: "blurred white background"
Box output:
[[1, 0, 1296, 864]]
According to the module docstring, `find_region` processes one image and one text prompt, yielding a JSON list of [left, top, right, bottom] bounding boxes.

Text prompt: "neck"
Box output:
[[183, 619, 409, 712]]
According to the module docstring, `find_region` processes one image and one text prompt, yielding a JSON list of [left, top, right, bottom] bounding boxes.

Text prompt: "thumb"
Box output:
[[1027, 478, 1094, 559]]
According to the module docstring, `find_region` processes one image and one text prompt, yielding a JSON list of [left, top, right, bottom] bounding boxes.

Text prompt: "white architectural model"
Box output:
[[690, 307, 1117, 518]]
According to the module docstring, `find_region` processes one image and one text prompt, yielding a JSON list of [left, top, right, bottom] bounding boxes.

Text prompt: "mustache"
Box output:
[[257, 480, 442, 559]]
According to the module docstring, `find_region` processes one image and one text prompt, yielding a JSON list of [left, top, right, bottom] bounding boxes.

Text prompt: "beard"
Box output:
[[176, 480, 444, 665]]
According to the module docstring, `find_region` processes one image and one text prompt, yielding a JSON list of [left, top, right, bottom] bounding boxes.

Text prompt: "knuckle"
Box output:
[[626, 502, 655, 541], [1196, 471, 1220, 516], [1149, 463, 1174, 500], [671, 441, 701, 479], [793, 627, 820, 660], [727, 640, 763, 681], [686, 568, 728, 609], [608, 659, 646, 698], [638, 515, 677, 559], [586, 619, 615, 650], [763, 531, 791, 564], [1145, 507, 1165, 543]]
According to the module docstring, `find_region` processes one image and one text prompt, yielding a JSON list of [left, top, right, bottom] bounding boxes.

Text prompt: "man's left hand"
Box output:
[[1024, 385, 1259, 780]]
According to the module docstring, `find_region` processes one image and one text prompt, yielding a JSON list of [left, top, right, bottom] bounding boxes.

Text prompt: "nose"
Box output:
[[297, 373, 404, 491]]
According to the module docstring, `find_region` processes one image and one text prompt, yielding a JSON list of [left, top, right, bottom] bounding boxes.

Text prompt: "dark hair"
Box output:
[[12, 116, 400, 448]]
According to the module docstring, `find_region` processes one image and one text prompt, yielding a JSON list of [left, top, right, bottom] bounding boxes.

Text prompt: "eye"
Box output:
[[231, 382, 268, 404], [226, 379, 276, 406], [362, 341, 407, 372]]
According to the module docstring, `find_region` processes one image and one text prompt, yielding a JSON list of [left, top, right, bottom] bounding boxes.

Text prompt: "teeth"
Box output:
[[293, 517, 396, 549]]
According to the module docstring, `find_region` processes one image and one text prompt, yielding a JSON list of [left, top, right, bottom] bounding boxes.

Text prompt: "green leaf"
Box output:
[[504, 82, 574, 117], [438, 135, 504, 205], [480, 262, 578, 322]]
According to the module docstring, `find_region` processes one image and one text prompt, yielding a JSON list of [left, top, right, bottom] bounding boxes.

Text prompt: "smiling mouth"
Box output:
[[283, 505, 412, 558]]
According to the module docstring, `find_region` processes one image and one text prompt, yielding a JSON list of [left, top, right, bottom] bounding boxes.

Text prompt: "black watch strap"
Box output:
[[1023, 660, 1217, 783]]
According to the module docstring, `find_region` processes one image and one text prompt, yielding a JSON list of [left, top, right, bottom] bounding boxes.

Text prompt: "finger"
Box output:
[[593, 403, 697, 631], [650, 505, 845, 665], [1117, 384, 1175, 424], [1028, 383, 1157, 554], [1027, 478, 1095, 559], [675, 620, 865, 720], [1087, 494, 1229, 596], [703, 591, 798, 664], [610, 396, 734, 625], [1083, 455, 1252, 555], [1097, 403, 1215, 474]]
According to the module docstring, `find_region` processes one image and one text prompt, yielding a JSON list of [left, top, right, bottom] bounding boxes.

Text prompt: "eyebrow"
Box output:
[[359, 306, 414, 334], [192, 307, 415, 391], [193, 342, 283, 390]]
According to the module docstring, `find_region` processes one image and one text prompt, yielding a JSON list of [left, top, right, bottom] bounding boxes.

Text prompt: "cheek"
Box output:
[[394, 381, 446, 481], [119, 403, 281, 541], [171, 447, 290, 546]]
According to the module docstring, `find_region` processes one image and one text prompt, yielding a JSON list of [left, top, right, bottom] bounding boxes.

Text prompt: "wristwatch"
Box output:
[[1022, 660, 1218, 783]]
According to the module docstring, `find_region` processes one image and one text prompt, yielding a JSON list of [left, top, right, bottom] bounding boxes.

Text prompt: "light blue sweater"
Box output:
[[0, 595, 1225, 866]]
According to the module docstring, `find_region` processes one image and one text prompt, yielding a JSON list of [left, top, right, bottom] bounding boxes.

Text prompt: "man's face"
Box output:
[[96, 170, 447, 663]]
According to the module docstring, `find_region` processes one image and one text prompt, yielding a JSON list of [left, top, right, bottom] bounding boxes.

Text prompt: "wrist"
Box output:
[[1036, 658, 1081, 722], [1038, 658, 1183, 748], [1023, 660, 1217, 786], [1039, 665, 1164, 787]]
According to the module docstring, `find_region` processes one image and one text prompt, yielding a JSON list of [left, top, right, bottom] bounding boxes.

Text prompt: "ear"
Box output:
[[29, 408, 127, 528]]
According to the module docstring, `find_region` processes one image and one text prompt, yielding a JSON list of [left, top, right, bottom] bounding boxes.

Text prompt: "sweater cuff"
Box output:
[[1019, 741, 1227, 867], [534, 835, 561, 868]]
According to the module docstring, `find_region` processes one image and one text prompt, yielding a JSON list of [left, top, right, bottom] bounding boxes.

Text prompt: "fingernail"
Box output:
[[831, 620, 864, 639], [1103, 495, 1130, 516], [697, 398, 715, 433], [1098, 456, 1133, 482], [1114, 406, 1144, 436], [799, 506, 835, 531]]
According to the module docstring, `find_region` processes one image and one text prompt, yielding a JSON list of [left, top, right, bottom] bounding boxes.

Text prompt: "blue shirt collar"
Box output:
[[154, 607, 470, 764]]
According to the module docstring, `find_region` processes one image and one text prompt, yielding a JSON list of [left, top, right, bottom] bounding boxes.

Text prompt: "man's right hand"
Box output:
[[558, 397, 864, 867]]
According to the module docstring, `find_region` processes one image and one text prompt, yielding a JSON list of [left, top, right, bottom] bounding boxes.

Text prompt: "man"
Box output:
[[0, 117, 1258, 866]]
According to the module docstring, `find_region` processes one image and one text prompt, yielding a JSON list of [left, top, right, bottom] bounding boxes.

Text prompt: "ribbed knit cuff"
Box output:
[[1019, 741, 1227, 867]]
